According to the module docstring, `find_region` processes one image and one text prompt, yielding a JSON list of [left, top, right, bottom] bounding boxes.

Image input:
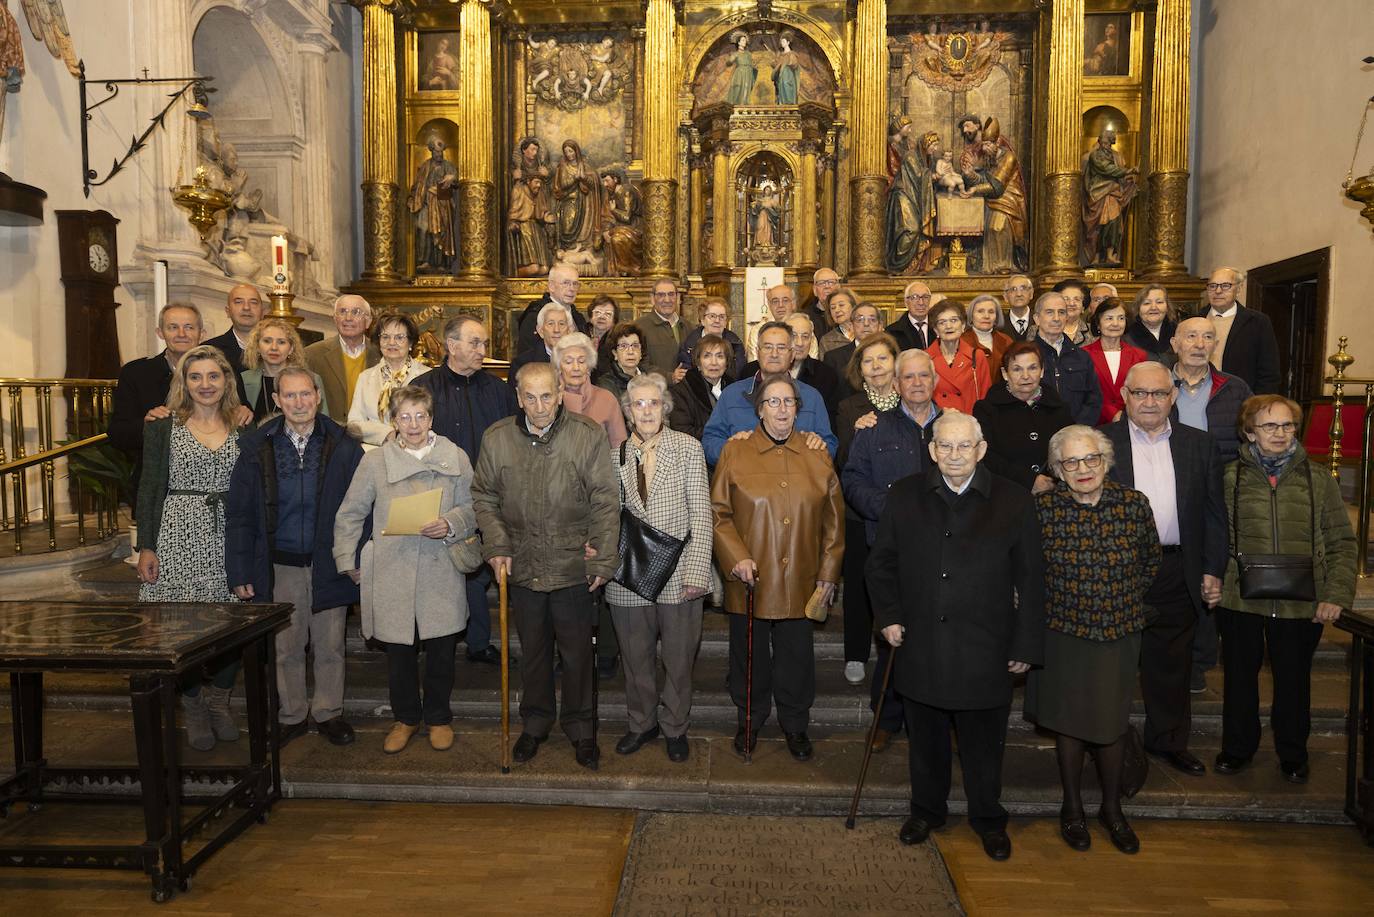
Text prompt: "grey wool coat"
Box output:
[[333, 435, 476, 645]]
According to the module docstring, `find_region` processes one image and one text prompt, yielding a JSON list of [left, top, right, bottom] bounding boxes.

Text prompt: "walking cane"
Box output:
[[591, 619, 600, 742], [499, 566, 511, 774], [744, 582, 755, 764], [845, 644, 897, 829]]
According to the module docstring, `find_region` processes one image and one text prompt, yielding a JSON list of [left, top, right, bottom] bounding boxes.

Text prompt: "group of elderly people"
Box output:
[[130, 269, 1354, 864]]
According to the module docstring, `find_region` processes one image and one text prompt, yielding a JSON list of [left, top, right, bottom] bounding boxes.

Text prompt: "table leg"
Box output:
[[130, 674, 168, 880], [7, 672, 44, 808], [160, 677, 185, 886], [240, 635, 279, 814]]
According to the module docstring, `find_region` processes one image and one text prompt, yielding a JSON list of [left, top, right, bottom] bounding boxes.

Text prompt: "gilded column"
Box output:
[[688, 150, 704, 274], [796, 141, 819, 269], [1140, 0, 1191, 278], [355, 0, 401, 282], [641, 0, 679, 277], [848, 0, 887, 277], [458, 0, 496, 279], [1042, 0, 1084, 278], [710, 143, 732, 269]]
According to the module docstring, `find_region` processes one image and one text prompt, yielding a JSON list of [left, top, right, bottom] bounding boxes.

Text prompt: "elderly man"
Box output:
[[516, 263, 588, 354], [1089, 282, 1118, 317], [704, 321, 838, 464], [801, 267, 841, 333], [472, 362, 620, 770], [1003, 275, 1035, 341], [225, 367, 363, 747], [508, 301, 574, 390], [743, 314, 840, 420], [1204, 267, 1281, 395], [745, 283, 801, 360], [676, 297, 746, 379], [636, 278, 687, 380], [868, 411, 1044, 861], [1104, 362, 1227, 776], [415, 316, 518, 665], [843, 348, 941, 747], [1032, 291, 1103, 427], [886, 280, 935, 352], [305, 294, 380, 422], [825, 303, 884, 396]]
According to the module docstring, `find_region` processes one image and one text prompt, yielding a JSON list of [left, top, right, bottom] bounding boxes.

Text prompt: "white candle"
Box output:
[[154, 260, 168, 311], [271, 235, 289, 292]]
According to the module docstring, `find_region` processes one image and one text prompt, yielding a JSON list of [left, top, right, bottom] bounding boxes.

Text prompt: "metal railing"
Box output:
[[0, 378, 119, 555], [1324, 338, 1374, 576]]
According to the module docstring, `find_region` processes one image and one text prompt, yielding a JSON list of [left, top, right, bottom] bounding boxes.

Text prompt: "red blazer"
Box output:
[[1084, 339, 1149, 426], [927, 339, 993, 415]]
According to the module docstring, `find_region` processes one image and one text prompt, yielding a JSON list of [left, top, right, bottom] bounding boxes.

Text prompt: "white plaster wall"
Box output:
[[1193, 0, 1374, 359]]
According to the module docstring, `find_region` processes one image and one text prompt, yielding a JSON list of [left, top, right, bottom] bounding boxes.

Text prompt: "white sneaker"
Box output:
[[844, 661, 865, 685]]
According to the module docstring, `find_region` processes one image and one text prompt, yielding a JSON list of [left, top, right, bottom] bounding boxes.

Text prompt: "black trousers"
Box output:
[[903, 698, 1010, 834], [1216, 608, 1324, 764], [728, 615, 815, 733], [1140, 553, 1196, 754], [842, 518, 873, 663], [385, 629, 457, 726], [870, 639, 905, 732], [512, 583, 596, 742]]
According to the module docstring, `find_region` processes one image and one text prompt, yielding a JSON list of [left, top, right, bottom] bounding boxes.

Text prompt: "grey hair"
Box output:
[[333, 294, 372, 319], [964, 294, 1004, 329], [158, 302, 203, 328], [275, 365, 319, 393], [552, 331, 598, 370], [537, 300, 575, 329], [895, 347, 936, 375], [620, 372, 674, 422], [931, 409, 984, 444], [1033, 291, 1065, 315], [1092, 282, 1119, 296], [1123, 360, 1173, 388], [1046, 424, 1116, 478], [443, 314, 483, 341]]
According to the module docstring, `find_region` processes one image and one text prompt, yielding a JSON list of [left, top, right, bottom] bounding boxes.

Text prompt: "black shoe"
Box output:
[[277, 719, 309, 748], [665, 734, 689, 763], [597, 655, 619, 680], [980, 829, 1012, 861], [574, 738, 600, 770], [1279, 759, 1310, 784], [512, 732, 545, 763], [465, 646, 500, 665], [1151, 749, 1206, 777], [1060, 816, 1091, 851], [784, 731, 814, 761], [314, 717, 356, 747], [1098, 811, 1140, 855], [615, 725, 661, 756], [732, 728, 759, 758], [1213, 752, 1250, 775], [899, 816, 934, 846]]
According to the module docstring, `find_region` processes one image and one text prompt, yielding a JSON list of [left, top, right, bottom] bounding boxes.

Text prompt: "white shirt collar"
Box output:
[[1209, 304, 1238, 319], [943, 474, 973, 496], [340, 335, 367, 358]]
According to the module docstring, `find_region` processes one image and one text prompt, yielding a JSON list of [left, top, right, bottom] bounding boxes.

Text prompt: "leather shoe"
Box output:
[[512, 732, 545, 763], [465, 646, 500, 665], [1059, 816, 1091, 851], [428, 724, 455, 751], [732, 728, 759, 758], [574, 738, 600, 770], [314, 717, 355, 747], [615, 725, 661, 756], [899, 816, 934, 846], [784, 731, 814, 761], [1098, 810, 1140, 855], [665, 734, 689, 763], [1279, 760, 1310, 784], [277, 719, 309, 748], [1213, 752, 1250, 775], [980, 829, 1012, 861], [383, 722, 420, 755], [1153, 749, 1206, 777], [870, 728, 894, 754]]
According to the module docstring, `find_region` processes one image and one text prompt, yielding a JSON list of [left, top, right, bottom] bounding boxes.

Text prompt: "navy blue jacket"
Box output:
[[842, 405, 940, 544], [1034, 335, 1103, 428], [413, 364, 518, 466], [225, 415, 363, 611]]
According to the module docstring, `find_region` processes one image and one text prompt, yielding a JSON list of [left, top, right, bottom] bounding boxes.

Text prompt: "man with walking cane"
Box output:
[[866, 411, 1045, 861], [472, 363, 620, 770]]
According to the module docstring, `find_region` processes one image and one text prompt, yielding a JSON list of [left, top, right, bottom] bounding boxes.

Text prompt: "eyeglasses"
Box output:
[[1255, 421, 1297, 434], [616, 341, 642, 351], [652, 291, 678, 299], [934, 441, 977, 455], [337, 307, 368, 319], [1005, 283, 1033, 293], [905, 293, 932, 302], [394, 411, 430, 424], [378, 333, 410, 344], [1206, 282, 1234, 292], [631, 399, 662, 410], [758, 343, 791, 354], [761, 396, 797, 408], [1125, 388, 1173, 402], [1059, 453, 1104, 471]]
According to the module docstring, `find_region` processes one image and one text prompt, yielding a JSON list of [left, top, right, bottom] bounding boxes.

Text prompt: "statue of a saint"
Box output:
[[597, 169, 643, 276], [507, 175, 556, 277], [1080, 128, 1138, 267], [887, 115, 912, 188], [772, 34, 800, 105], [552, 139, 601, 262], [725, 32, 756, 105], [960, 117, 1029, 273], [884, 131, 942, 274], [408, 137, 458, 273], [751, 180, 781, 248], [422, 37, 459, 90]]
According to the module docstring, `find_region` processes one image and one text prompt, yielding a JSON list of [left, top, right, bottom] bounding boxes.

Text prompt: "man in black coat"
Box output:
[[825, 303, 884, 401], [515, 263, 587, 355], [1104, 361, 1227, 777], [1031, 291, 1103, 427], [868, 411, 1045, 862], [508, 301, 575, 390], [799, 267, 840, 334], [1203, 267, 1281, 395], [1002, 275, 1036, 341], [885, 280, 936, 352], [203, 283, 263, 403]]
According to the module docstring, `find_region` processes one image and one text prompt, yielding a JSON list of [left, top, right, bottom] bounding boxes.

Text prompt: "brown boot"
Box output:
[[383, 722, 421, 754], [428, 724, 454, 751]]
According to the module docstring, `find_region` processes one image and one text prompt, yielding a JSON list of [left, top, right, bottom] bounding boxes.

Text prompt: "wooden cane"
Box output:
[[744, 582, 755, 765], [846, 644, 896, 829], [499, 566, 511, 775]]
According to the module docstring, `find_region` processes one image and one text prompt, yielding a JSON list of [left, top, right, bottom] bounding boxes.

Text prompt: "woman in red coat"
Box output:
[[926, 300, 992, 414], [1082, 296, 1148, 425]]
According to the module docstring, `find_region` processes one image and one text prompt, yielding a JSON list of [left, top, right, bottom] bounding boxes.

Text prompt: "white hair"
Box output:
[[932, 410, 984, 444], [552, 331, 598, 370], [536, 300, 575, 329]]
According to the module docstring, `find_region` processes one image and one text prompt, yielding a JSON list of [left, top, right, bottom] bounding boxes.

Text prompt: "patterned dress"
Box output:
[[139, 423, 239, 604]]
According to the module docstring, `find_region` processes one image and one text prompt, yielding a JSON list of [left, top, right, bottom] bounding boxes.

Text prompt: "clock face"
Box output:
[[88, 243, 111, 274]]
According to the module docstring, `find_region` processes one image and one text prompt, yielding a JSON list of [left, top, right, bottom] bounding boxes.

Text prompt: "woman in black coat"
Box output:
[[1124, 284, 1178, 365], [973, 341, 1074, 494], [668, 333, 735, 440]]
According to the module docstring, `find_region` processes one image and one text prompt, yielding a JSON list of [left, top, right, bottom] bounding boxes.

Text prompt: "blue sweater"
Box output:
[[702, 374, 837, 465]]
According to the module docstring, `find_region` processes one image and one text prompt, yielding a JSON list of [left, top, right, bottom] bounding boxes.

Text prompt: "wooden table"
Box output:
[[0, 600, 290, 902], [1336, 606, 1374, 843]]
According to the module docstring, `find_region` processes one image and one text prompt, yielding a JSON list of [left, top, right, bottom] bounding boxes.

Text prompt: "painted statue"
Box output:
[[725, 31, 757, 106], [422, 37, 459, 90], [960, 116, 1028, 273], [598, 168, 643, 276], [887, 115, 912, 189], [772, 33, 800, 105], [1, 0, 80, 153], [408, 136, 458, 273], [884, 131, 942, 274], [751, 179, 781, 249], [508, 174, 556, 277], [1080, 128, 1138, 267], [552, 139, 601, 263]]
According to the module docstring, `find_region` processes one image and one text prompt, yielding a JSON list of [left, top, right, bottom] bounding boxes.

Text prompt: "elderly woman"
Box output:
[[818, 287, 859, 356], [587, 293, 619, 362], [554, 332, 627, 448], [669, 333, 735, 440], [1215, 395, 1356, 783], [1126, 285, 1177, 363], [963, 294, 1014, 374], [974, 342, 1075, 494], [334, 384, 476, 755], [835, 332, 901, 462], [712, 374, 845, 761], [242, 318, 328, 423], [926, 300, 992, 414], [607, 373, 714, 763], [1083, 297, 1148, 426], [347, 311, 425, 447], [1029, 425, 1159, 854], [594, 322, 644, 400]]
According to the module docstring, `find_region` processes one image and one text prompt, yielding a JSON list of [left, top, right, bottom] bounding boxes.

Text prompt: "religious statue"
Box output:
[[528, 33, 630, 110], [1, 0, 80, 158], [408, 136, 458, 274], [1080, 127, 1138, 267], [422, 36, 459, 91], [512, 136, 551, 199], [597, 168, 643, 276], [772, 33, 800, 105], [528, 36, 558, 92], [196, 119, 274, 280], [960, 116, 1028, 273], [507, 173, 556, 277], [884, 131, 942, 274], [751, 179, 782, 250], [552, 139, 602, 269], [725, 31, 756, 106], [587, 35, 630, 102], [887, 115, 912, 188]]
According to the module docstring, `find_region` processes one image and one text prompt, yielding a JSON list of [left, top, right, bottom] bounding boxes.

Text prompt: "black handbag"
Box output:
[[1233, 460, 1317, 602], [613, 442, 689, 602]]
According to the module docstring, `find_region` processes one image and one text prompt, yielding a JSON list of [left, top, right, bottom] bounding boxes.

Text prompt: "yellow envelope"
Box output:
[[382, 488, 443, 535]]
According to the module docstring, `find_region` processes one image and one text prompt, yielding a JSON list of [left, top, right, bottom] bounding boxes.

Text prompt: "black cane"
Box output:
[[846, 643, 897, 829], [744, 582, 755, 764], [591, 620, 600, 744]]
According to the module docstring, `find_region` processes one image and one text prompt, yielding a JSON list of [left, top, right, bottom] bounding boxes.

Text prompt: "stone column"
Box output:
[[1042, 0, 1084, 278], [354, 0, 401, 282], [458, 0, 496, 279], [847, 0, 887, 277], [298, 29, 338, 294], [1140, 0, 1192, 278], [140, 0, 199, 252], [641, 0, 679, 277]]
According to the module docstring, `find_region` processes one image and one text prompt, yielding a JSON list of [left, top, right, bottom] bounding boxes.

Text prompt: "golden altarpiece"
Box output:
[[345, 0, 1198, 359]]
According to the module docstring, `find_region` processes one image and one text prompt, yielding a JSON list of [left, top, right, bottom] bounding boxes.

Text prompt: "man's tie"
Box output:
[[1015, 318, 1026, 337], [917, 322, 927, 345]]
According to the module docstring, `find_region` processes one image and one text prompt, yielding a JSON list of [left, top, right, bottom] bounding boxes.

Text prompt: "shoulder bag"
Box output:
[[1233, 460, 1317, 602], [613, 441, 690, 602]]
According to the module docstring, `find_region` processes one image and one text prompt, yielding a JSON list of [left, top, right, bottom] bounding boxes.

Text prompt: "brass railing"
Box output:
[[1324, 338, 1374, 576], [0, 378, 119, 555]]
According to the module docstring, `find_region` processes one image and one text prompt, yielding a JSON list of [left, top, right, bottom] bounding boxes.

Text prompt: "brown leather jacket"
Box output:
[[711, 425, 845, 620]]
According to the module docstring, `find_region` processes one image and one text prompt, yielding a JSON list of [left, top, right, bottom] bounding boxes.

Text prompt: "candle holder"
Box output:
[[269, 290, 303, 327], [171, 166, 231, 241]]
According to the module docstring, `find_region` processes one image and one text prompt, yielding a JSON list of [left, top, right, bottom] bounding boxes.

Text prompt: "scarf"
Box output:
[[377, 359, 415, 423], [1250, 441, 1298, 480], [865, 384, 900, 412]]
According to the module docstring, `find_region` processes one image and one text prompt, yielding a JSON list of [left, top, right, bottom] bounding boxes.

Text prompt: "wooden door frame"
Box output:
[[1247, 247, 1330, 401]]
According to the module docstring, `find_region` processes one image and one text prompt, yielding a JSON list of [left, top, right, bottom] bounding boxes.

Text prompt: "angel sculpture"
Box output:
[[1, 0, 80, 152]]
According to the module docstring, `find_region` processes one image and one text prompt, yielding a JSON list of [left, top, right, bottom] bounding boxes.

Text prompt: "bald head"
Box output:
[[1172, 316, 1218, 372], [1003, 275, 1034, 312], [333, 294, 372, 345], [812, 268, 839, 303]]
